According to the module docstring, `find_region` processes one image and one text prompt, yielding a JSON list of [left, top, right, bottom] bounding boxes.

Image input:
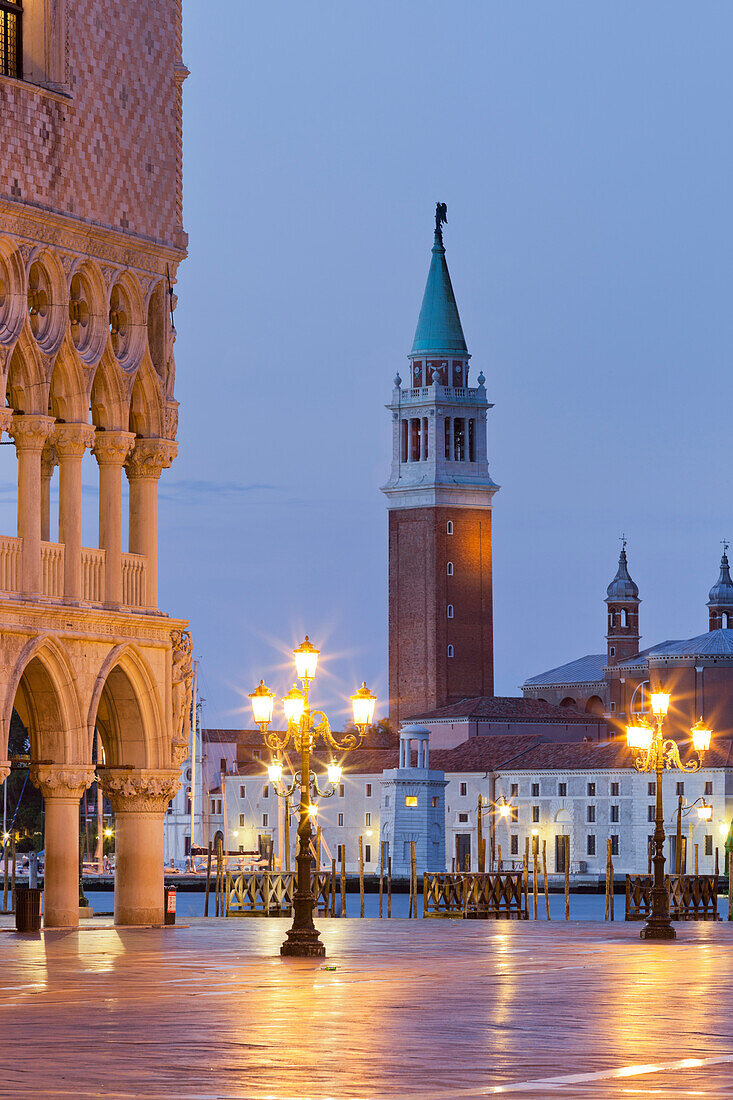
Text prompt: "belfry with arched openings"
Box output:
[[0, 0, 192, 925]]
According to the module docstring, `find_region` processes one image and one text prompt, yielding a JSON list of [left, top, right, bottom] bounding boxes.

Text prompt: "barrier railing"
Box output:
[[225, 870, 335, 917], [625, 874, 720, 921], [423, 871, 528, 920], [0, 536, 21, 591], [81, 547, 105, 603], [122, 553, 146, 607], [40, 541, 64, 597]]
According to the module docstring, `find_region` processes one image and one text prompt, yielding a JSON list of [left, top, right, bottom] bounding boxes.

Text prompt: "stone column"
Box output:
[[54, 423, 96, 600], [92, 431, 135, 606], [40, 444, 58, 542], [125, 439, 177, 609], [30, 764, 95, 928], [10, 415, 56, 596], [99, 768, 181, 925]]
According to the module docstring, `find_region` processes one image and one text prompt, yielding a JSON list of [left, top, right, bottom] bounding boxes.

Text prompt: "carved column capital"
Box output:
[[125, 438, 178, 480], [91, 429, 135, 467], [41, 443, 58, 478], [9, 414, 56, 452], [98, 768, 182, 813], [53, 422, 96, 459], [30, 764, 96, 799], [0, 762, 10, 785], [0, 407, 13, 435]]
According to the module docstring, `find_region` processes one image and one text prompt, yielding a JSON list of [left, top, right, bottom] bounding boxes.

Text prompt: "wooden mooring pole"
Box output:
[[564, 835, 570, 920], [379, 841, 385, 917], [2, 835, 7, 913], [532, 839, 538, 921], [340, 846, 346, 918], [330, 858, 336, 916], [204, 841, 212, 917], [387, 855, 392, 917], [359, 836, 365, 918], [542, 839, 550, 920]]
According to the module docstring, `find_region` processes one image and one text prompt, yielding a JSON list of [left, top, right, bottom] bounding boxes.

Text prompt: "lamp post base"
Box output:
[[641, 921, 676, 941], [280, 927, 326, 957]]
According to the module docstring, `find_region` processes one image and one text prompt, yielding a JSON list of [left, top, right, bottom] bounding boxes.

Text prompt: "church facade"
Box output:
[[523, 545, 733, 741]]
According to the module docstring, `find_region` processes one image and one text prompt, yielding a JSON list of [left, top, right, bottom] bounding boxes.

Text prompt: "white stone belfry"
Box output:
[[380, 724, 447, 877]]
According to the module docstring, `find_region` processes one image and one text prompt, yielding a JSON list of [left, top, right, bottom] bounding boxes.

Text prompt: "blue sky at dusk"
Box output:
[[161, 1, 733, 727]]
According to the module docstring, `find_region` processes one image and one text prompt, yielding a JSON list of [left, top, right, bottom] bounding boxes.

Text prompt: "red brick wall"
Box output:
[[389, 506, 494, 726], [0, 0, 184, 248]]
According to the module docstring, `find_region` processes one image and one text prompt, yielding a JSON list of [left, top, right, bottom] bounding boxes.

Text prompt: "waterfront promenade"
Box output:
[[0, 918, 731, 1098]]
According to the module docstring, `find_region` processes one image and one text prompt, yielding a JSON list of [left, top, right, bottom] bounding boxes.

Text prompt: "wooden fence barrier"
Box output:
[[625, 874, 720, 922], [423, 871, 528, 920], [225, 871, 333, 917]]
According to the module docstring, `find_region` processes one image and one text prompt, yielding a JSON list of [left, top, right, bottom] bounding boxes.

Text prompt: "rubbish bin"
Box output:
[[164, 885, 176, 926], [15, 887, 42, 932]]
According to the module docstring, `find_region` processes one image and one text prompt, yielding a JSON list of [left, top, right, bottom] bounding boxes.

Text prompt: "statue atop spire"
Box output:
[[435, 202, 447, 244]]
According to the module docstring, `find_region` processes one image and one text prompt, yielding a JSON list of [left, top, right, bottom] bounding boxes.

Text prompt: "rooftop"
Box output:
[[523, 654, 607, 688], [408, 696, 604, 723], [410, 227, 468, 356]]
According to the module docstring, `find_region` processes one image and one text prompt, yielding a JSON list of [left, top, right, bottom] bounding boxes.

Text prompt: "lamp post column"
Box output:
[[281, 688, 324, 958], [642, 728, 676, 940]]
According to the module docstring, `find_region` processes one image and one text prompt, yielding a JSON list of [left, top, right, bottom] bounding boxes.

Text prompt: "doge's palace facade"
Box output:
[[0, 0, 191, 926]]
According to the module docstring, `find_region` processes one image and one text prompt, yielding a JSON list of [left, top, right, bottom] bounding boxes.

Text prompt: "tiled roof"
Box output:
[[523, 654, 607, 688], [432, 735, 545, 772], [203, 728, 262, 745], [503, 741, 635, 771], [408, 696, 604, 724]]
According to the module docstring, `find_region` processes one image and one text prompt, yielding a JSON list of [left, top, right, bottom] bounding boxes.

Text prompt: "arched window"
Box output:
[[447, 645, 454, 658], [622, 609, 629, 627], [724, 612, 730, 628], [446, 561, 454, 576], [446, 521, 453, 535], [447, 604, 454, 619]]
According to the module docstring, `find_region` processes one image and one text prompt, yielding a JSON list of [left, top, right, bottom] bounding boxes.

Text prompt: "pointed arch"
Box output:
[[6, 329, 48, 413], [48, 337, 89, 423], [90, 348, 129, 430], [88, 644, 166, 769], [128, 350, 165, 438], [4, 634, 86, 763]]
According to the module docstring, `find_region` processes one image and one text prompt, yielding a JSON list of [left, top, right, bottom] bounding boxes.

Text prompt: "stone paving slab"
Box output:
[[0, 917, 732, 1098]]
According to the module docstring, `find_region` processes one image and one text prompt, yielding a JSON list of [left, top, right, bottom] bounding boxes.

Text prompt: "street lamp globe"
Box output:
[[283, 685, 305, 726], [691, 720, 712, 753], [650, 692, 670, 716], [498, 804, 511, 818], [626, 720, 653, 751], [268, 760, 283, 784], [293, 636, 319, 682], [697, 803, 713, 822], [350, 681, 377, 729], [327, 762, 342, 785], [249, 679, 275, 729]]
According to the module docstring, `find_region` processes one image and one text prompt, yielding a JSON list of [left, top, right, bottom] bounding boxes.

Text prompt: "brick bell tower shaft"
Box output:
[[382, 206, 499, 727]]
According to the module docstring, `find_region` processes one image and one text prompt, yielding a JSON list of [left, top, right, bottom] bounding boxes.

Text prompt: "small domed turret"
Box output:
[[708, 544, 733, 630], [606, 544, 639, 601]]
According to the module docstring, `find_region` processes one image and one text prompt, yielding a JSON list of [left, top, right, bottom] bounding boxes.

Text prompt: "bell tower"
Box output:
[[707, 543, 733, 630], [605, 540, 641, 667], [382, 206, 499, 727]]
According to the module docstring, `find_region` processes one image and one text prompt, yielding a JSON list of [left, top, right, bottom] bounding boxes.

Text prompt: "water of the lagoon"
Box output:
[[82, 889, 733, 921]]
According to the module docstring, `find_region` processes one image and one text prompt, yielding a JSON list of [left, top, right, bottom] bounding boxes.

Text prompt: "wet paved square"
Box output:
[[1, 917, 732, 1098]]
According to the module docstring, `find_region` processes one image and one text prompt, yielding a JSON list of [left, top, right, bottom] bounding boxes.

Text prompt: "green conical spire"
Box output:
[[411, 209, 468, 357]]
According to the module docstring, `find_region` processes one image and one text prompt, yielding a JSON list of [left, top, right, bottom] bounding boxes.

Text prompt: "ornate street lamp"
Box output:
[[249, 637, 376, 957], [626, 692, 713, 940]]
